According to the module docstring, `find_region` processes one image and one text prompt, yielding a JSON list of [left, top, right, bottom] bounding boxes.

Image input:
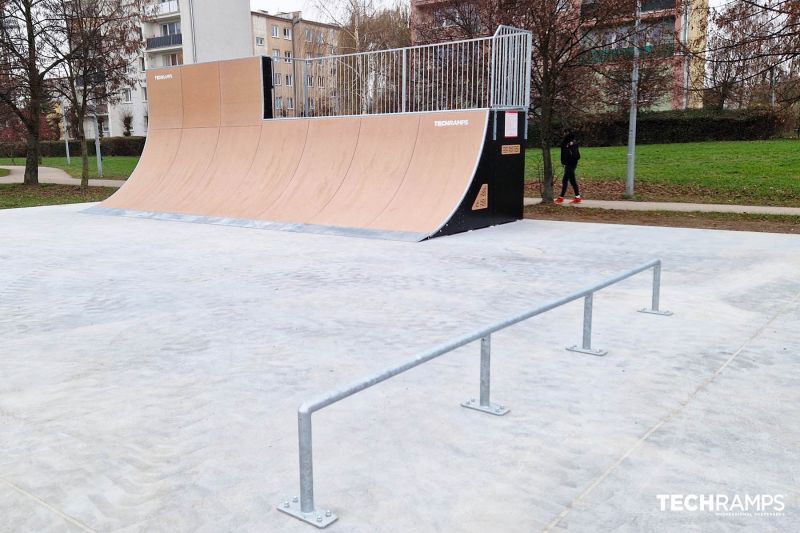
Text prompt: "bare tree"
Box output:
[[50, 0, 144, 188], [413, 1, 483, 43], [472, 0, 667, 202], [0, 0, 146, 186], [691, 0, 800, 110], [0, 0, 69, 184], [313, 0, 411, 53]]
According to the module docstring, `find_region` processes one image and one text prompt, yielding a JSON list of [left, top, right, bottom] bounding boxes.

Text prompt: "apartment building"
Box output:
[[410, 0, 707, 110], [89, 0, 252, 138], [251, 10, 340, 117]]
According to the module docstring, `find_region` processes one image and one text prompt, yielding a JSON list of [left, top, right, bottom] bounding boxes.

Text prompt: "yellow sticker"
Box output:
[[472, 184, 489, 210], [501, 144, 521, 155]]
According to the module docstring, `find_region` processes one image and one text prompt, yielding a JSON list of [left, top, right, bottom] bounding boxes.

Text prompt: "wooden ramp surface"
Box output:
[[99, 57, 493, 241]]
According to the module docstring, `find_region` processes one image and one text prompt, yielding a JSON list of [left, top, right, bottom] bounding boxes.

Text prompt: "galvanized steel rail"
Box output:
[[278, 259, 672, 528]]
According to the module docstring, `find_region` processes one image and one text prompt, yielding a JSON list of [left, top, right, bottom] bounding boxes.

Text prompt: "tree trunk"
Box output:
[[79, 121, 89, 190], [23, 131, 39, 185], [539, 101, 555, 203]]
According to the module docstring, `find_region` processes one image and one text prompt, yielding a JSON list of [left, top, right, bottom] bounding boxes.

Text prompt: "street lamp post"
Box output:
[[626, 0, 642, 198], [92, 113, 103, 178]]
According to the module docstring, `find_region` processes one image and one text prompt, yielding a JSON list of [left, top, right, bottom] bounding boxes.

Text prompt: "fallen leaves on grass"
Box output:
[[525, 203, 800, 234]]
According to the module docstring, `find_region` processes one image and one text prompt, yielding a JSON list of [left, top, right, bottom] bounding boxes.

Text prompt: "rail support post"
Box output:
[[566, 293, 608, 356], [638, 261, 673, 316], [462, 335, 510, 416], [277, 408, 338, 528]]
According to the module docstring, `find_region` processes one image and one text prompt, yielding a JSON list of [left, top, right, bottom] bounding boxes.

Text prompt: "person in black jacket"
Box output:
[[556, 130, 582, 204]]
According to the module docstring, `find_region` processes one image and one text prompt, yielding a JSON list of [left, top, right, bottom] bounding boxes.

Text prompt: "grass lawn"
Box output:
[[526, 139, 800, 207], [0, 168, 9, 177], [0, 156, 139, 180], [0, 184, 117, 209]]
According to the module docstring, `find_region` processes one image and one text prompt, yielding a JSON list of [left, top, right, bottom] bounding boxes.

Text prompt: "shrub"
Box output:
[[0, 136, 146, 158], [528, 108, 787, 147]]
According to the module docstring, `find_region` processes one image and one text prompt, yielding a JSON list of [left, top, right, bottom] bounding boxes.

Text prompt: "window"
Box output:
[[287, 97, 294, 109], [284, 50, 292, 63], [272, 48, 280, 60], [139, 56, 145, 71], [273, 73, 282, 85], [308, 98, 315, 110], [272, 25, 279, 37], [256, 37, 265, 46], [285, 74, 293, 86], [317, 76, 324, 88], [275, 96, 283, 109], [144, 115, 149, 130], [122, 89, 132, 103], [161, 21, 180, 36], [164, 53, 180, 66], [283, 27, 292, 40], [305, 29, 312, 42], [316, 32, 324, 44], [142, 87, 148, 101], [306, 75, 313, 87]]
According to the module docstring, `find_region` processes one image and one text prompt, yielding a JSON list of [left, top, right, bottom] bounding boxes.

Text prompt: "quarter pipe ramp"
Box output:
[[91, 56, 526, 241]]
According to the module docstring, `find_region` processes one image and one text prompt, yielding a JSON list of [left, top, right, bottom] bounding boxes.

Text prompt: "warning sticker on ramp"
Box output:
[[501, 144, 521, 155], [472, 184, 489, 210]]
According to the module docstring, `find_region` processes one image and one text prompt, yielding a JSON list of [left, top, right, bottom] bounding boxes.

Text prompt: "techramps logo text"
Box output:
[[154, 74, 174, 81], [657, 493, 786, 517], [434, 119, 469, 127]]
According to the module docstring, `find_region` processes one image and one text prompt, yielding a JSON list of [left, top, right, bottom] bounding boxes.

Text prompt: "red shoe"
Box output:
[[554, 197, 565, 204], [570, 196, 582, 204]]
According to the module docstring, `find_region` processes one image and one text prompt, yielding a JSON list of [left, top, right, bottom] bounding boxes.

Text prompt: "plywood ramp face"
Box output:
[[310, 114, 420, 228], [190, 126, 262, 217], [100, 129, 182, 208], [238, 120, 309, 220], [147, 69, 183, 130], [369, 110, 488, 234], [219, 58, 263, 127], [139, 128, 220, 213], [181, 63, 221, 129], [263, 118, 361, 223]]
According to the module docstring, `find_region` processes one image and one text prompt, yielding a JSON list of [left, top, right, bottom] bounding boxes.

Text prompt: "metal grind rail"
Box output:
[[278, 259, 673, 528]]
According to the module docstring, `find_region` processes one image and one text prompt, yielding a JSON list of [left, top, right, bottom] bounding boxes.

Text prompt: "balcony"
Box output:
[[582, 0, 675, 19], [642, 0, 675, 12], [146, 33, 182, 50], [145, 0, 180, 19]]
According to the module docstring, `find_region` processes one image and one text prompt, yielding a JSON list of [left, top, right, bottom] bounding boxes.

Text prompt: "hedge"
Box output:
[[0, 136, 146, 158], [528, 109, 787, 148]]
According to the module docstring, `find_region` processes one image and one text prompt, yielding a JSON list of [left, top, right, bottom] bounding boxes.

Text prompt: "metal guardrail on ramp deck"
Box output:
[[278, 260, 673, 528]]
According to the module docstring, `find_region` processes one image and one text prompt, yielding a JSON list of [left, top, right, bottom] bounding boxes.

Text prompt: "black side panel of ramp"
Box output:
[[430, 109, 525, 239], [262, 57, 274, 119]]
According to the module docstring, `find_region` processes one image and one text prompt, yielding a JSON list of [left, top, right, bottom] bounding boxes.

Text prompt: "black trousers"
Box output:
[[560, 165, 580, 197]]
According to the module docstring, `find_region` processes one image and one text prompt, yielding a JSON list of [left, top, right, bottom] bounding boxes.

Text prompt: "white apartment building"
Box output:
[[87, 0, 252, 138]]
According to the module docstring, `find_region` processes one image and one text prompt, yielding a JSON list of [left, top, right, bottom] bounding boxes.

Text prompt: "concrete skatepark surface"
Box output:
[[1, 203, 798, 532]]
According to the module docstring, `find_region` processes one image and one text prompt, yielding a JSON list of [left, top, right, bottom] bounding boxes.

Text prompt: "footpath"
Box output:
[[0, 165, 123, 188], [524, 197, 800, 216]]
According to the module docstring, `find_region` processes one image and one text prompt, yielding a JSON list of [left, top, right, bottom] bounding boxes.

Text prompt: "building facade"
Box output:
[[88, 0, 252, 138], [410, 0, 707, 110], [251, 10, 340, 118]]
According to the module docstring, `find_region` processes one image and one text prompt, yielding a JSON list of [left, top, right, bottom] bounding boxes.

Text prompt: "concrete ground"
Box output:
[[524, 197, 800, 216], [1, 203, 798, 533], [0, 165, 123, 188]]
